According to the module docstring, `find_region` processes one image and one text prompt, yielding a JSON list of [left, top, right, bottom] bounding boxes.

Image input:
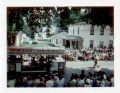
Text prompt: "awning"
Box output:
[[63, 35, 83, 41], [8, 47, 65, 55]]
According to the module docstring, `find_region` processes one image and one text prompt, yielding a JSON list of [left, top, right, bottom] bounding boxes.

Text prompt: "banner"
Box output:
[[8, 47, 65, 55]]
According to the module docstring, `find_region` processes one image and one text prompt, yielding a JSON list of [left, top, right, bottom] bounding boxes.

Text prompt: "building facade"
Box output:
[[15, 23, 114, 49], [49, 32, 83, 50], [49, 22, 114, 49], [68, 22, 114, 48]]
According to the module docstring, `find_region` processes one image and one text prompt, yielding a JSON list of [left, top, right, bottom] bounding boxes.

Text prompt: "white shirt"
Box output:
[[46, 80, 54, 87], [34, 79, 40, 85], [85, 78, 93, 87], [94, 66, 101, 72], [7, 79, 16, 87], [78, 79, 85, 87]]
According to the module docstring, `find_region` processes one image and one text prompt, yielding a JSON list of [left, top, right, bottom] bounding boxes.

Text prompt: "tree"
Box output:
[[7, 7, 113, 38], [84, 7, 113, 27], [7, 7, 57, 38]]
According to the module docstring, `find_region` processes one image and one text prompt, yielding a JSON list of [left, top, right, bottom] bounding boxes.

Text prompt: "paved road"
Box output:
[[65, 61, 114, 82]]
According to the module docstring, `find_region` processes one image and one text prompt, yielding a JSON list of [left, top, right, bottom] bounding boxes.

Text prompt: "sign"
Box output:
[[8, 47, 65, 55]]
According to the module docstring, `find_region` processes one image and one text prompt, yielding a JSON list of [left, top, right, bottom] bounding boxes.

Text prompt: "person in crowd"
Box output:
[[57, 74, 65, 87], [7, 77, 16, 87], [53, 74, 59, 87], [110, 74, 114, 87], [34, 75, 40, 87], [97, 76, 105, 87], [84, 76, 93, 87], [21, 77, 28, 87], [105, 76, 112, 87], [14, 76, 22, 87], [68, 73, 77, 87], [31, 57, 37, 68], [92, 72, 99, 87], [77, 75, 85, 87], [46, 59, 52, 74], [102, 71, 107, 80], [46, 76, 54, 87], [27, 76, 34, 87], [38, 76, 46, 87], [80, 70, 86, 79], [38, 57, 45, 70]]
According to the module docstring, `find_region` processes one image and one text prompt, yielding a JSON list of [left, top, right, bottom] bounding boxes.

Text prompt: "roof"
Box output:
[[63, 35, 83, 40], [49, 32, 83, 40], [19, 41, 65, 50], [48, 32, 68, 39]]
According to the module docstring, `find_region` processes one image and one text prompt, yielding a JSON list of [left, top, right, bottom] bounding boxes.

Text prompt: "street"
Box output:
[[65, 61, 114, 82]]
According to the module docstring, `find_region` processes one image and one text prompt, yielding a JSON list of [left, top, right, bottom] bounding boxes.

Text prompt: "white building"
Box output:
[[49, 32, 83, 50], [68, 22, 114, 48], [49, 22, 114, 49]]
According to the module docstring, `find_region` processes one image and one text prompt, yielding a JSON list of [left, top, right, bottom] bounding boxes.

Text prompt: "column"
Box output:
[[70, 40, 72, 49], [75, 41, 77, 49], [65, 40, 66, 48]]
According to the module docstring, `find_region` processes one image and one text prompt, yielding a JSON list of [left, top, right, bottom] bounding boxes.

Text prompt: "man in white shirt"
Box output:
[[46, 76, 54, 87]]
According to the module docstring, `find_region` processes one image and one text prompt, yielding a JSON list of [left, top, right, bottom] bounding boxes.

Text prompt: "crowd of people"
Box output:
[[23, 55, 54, 72], [7, 69, 114, 87], [67, 70, 114, 87], [79, 47, 114, 61], [7, 46, 114, 87], [65, 47, 114, 61]]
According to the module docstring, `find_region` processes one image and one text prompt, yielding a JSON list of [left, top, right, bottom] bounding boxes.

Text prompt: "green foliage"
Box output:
[[84, 7, 113, 27], [7, 7, 113, 38]]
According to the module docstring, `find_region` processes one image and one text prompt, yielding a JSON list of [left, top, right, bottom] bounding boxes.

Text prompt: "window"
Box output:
[[56, 39, 58, 44], [100, 26, 104, 35], [110, 27, 113, 35], [90, 26, 94, 35], [99, 41, 104, 48], [109, 40, 113, 48], [73, 29, 74, 35], [78, 27, 79, 35], [90, 40, 94, 48]]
